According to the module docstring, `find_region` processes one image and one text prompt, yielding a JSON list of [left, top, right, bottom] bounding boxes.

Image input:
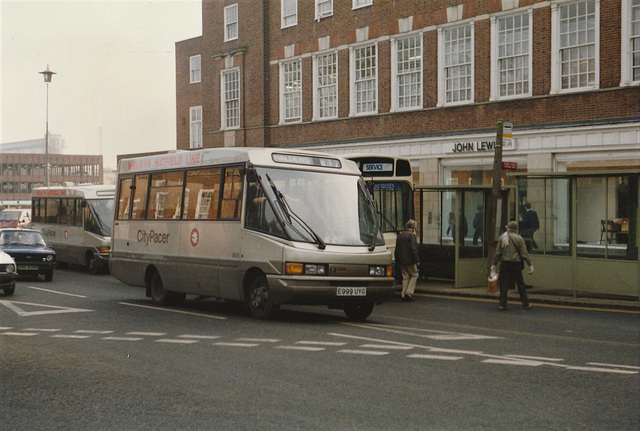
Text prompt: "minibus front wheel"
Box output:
[[149, 271, 185, 306], [247, 275, 278, 320]]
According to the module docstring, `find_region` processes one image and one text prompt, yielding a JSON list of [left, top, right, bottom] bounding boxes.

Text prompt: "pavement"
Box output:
[[407, 279, 640, 312]]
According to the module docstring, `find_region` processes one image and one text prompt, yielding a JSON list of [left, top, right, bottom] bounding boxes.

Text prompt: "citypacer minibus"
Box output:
[[110, 148, 394, 320], [31, 184, 115, 273]]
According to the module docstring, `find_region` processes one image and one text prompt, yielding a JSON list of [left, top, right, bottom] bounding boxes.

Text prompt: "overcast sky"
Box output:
[[0, 0, 201, 170]]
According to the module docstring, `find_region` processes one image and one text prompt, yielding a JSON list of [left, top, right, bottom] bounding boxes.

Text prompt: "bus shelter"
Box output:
[[414, 185, 515, 288], [510, 170, 639, 299]]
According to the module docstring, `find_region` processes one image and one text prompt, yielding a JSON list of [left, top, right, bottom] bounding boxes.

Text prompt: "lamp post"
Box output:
[[39, 65, 56, 187]]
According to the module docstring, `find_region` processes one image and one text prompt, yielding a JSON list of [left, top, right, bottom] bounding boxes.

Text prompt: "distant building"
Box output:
[[0, 140, 103, 207]]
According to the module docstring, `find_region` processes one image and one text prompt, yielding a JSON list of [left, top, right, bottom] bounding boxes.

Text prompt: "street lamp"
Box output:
[[39, 65, 56, 187]]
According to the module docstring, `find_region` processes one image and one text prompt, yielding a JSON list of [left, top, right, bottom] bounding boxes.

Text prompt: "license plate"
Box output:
[[18, 265, 38, 271], [337, 287, 366, 296]]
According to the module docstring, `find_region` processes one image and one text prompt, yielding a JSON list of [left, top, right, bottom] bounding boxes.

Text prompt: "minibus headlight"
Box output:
[[286, 262, 328, 275], [369, 265, 390, 277], [304, 264, 327, 275]]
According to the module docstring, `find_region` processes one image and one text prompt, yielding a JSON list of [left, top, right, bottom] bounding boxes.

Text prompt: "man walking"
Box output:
[[395, 219, 420, 301], [520, 202, 540, 251], [491, 221, 534, 310]]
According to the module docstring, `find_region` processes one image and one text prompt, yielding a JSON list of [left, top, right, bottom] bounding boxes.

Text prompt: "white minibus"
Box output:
[[31, 184, 115, 273], [110, 148, 394, 320]]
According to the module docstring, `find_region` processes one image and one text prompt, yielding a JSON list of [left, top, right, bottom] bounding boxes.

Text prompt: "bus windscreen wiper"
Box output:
[[265, 174, 326, 250]]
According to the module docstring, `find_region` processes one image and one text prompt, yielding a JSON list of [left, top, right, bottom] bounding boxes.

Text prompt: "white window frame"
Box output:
[[551, 0, 600, 94], [189, 55, 201, 84], [224, 4, 238, 42], [353, 0, 373, 10], [438, 21, 475, 106], [490, 9, 533, 101], [282, 0, 297, 29], [621, 0, 640, 86], [279, 59, 302, 124], [312, 50, 338, 121], [220, 69, 240, 130], [350, 42, 378, 116], [189, 106, 203, 149], [315, 0, 333, 20], [391, 32, 423, 112]]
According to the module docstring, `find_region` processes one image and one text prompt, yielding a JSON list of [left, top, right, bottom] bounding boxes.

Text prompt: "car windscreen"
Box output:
[[0, 231, 46, 246]]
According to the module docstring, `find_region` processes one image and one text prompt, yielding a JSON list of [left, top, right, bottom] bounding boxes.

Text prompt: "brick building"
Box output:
[[176, 0, 639, 188], [0, 152, 103, 208]]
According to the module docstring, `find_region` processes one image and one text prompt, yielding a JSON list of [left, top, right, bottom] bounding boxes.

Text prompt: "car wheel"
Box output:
[[3, 282, 15, 296], [247, 276, 278, 320], [343, 300, 375, 321]]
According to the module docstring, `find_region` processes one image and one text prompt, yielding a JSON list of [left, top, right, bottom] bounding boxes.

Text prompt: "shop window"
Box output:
[[577, 175, 636, 260]]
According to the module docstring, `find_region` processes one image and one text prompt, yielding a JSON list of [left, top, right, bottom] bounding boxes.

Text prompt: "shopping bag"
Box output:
[[487, 270, 499, 293]]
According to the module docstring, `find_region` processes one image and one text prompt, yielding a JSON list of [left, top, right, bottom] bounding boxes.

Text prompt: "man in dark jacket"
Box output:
[[395, 219, 420, 301], [520, 202, 540, 251]]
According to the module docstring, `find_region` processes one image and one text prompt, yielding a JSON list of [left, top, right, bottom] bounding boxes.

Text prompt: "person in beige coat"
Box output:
[[491, 221, 534, 310]]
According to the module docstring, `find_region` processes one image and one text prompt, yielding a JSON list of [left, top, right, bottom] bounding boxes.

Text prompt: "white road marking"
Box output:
[[566, 366, 638, 374], [505, 355, 564, 362], [118, 302, 226, 320], [25, 328, 61, 332], [407, 354, 463, 361], [127, 332, 166, 337], [237, 338, 281, 343], [277, 345, 325, 351], [179, 335, 222, 340], [482, 359, 544, 367], [0, 327, 13, 330], [0, 300, 92, 317], [213, 342, 259, 347], [360, 344, 413, 350], [51, 334, 91, 339], [296, 341, 347, 346], [155, 339, 199, 344], [25, 286, 87, 298], [76, 330, 114, 334], [339, 349, 389, 356], [2, 332, 39, 336], [587, 362, 640, 370], [102, 336, 143, 341], [343, 322, 500, 340]]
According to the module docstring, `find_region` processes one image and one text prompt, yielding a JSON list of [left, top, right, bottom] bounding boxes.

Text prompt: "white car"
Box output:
[[0, 250, 18, 295]]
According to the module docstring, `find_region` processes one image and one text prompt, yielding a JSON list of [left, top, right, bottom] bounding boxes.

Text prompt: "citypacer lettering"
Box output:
[[137, 229, 170, 245], [452, 141, 497, 153]]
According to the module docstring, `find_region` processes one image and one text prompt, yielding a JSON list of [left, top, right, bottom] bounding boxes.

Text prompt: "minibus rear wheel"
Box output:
[[343, 300, 374, 321], [247, 276, 278, 320]]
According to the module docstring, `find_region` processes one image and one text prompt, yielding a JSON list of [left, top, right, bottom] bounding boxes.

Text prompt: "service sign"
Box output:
[[362, 163, 393, 174]]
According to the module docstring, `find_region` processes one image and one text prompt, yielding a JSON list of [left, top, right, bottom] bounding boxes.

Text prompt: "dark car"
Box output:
[[0, 229, 56, 281]]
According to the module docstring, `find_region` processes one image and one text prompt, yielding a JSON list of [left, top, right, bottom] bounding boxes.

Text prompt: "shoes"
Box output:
[[498, 306, 507, 311], [522, 305, 532, 310]]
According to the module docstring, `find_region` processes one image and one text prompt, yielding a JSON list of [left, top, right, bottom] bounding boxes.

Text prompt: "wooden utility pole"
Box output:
[[487, 121, 504, 271]]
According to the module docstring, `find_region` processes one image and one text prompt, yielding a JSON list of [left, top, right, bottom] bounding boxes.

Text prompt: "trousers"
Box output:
[[498, 261, 529, 308], [401, 264, 418, 297]]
